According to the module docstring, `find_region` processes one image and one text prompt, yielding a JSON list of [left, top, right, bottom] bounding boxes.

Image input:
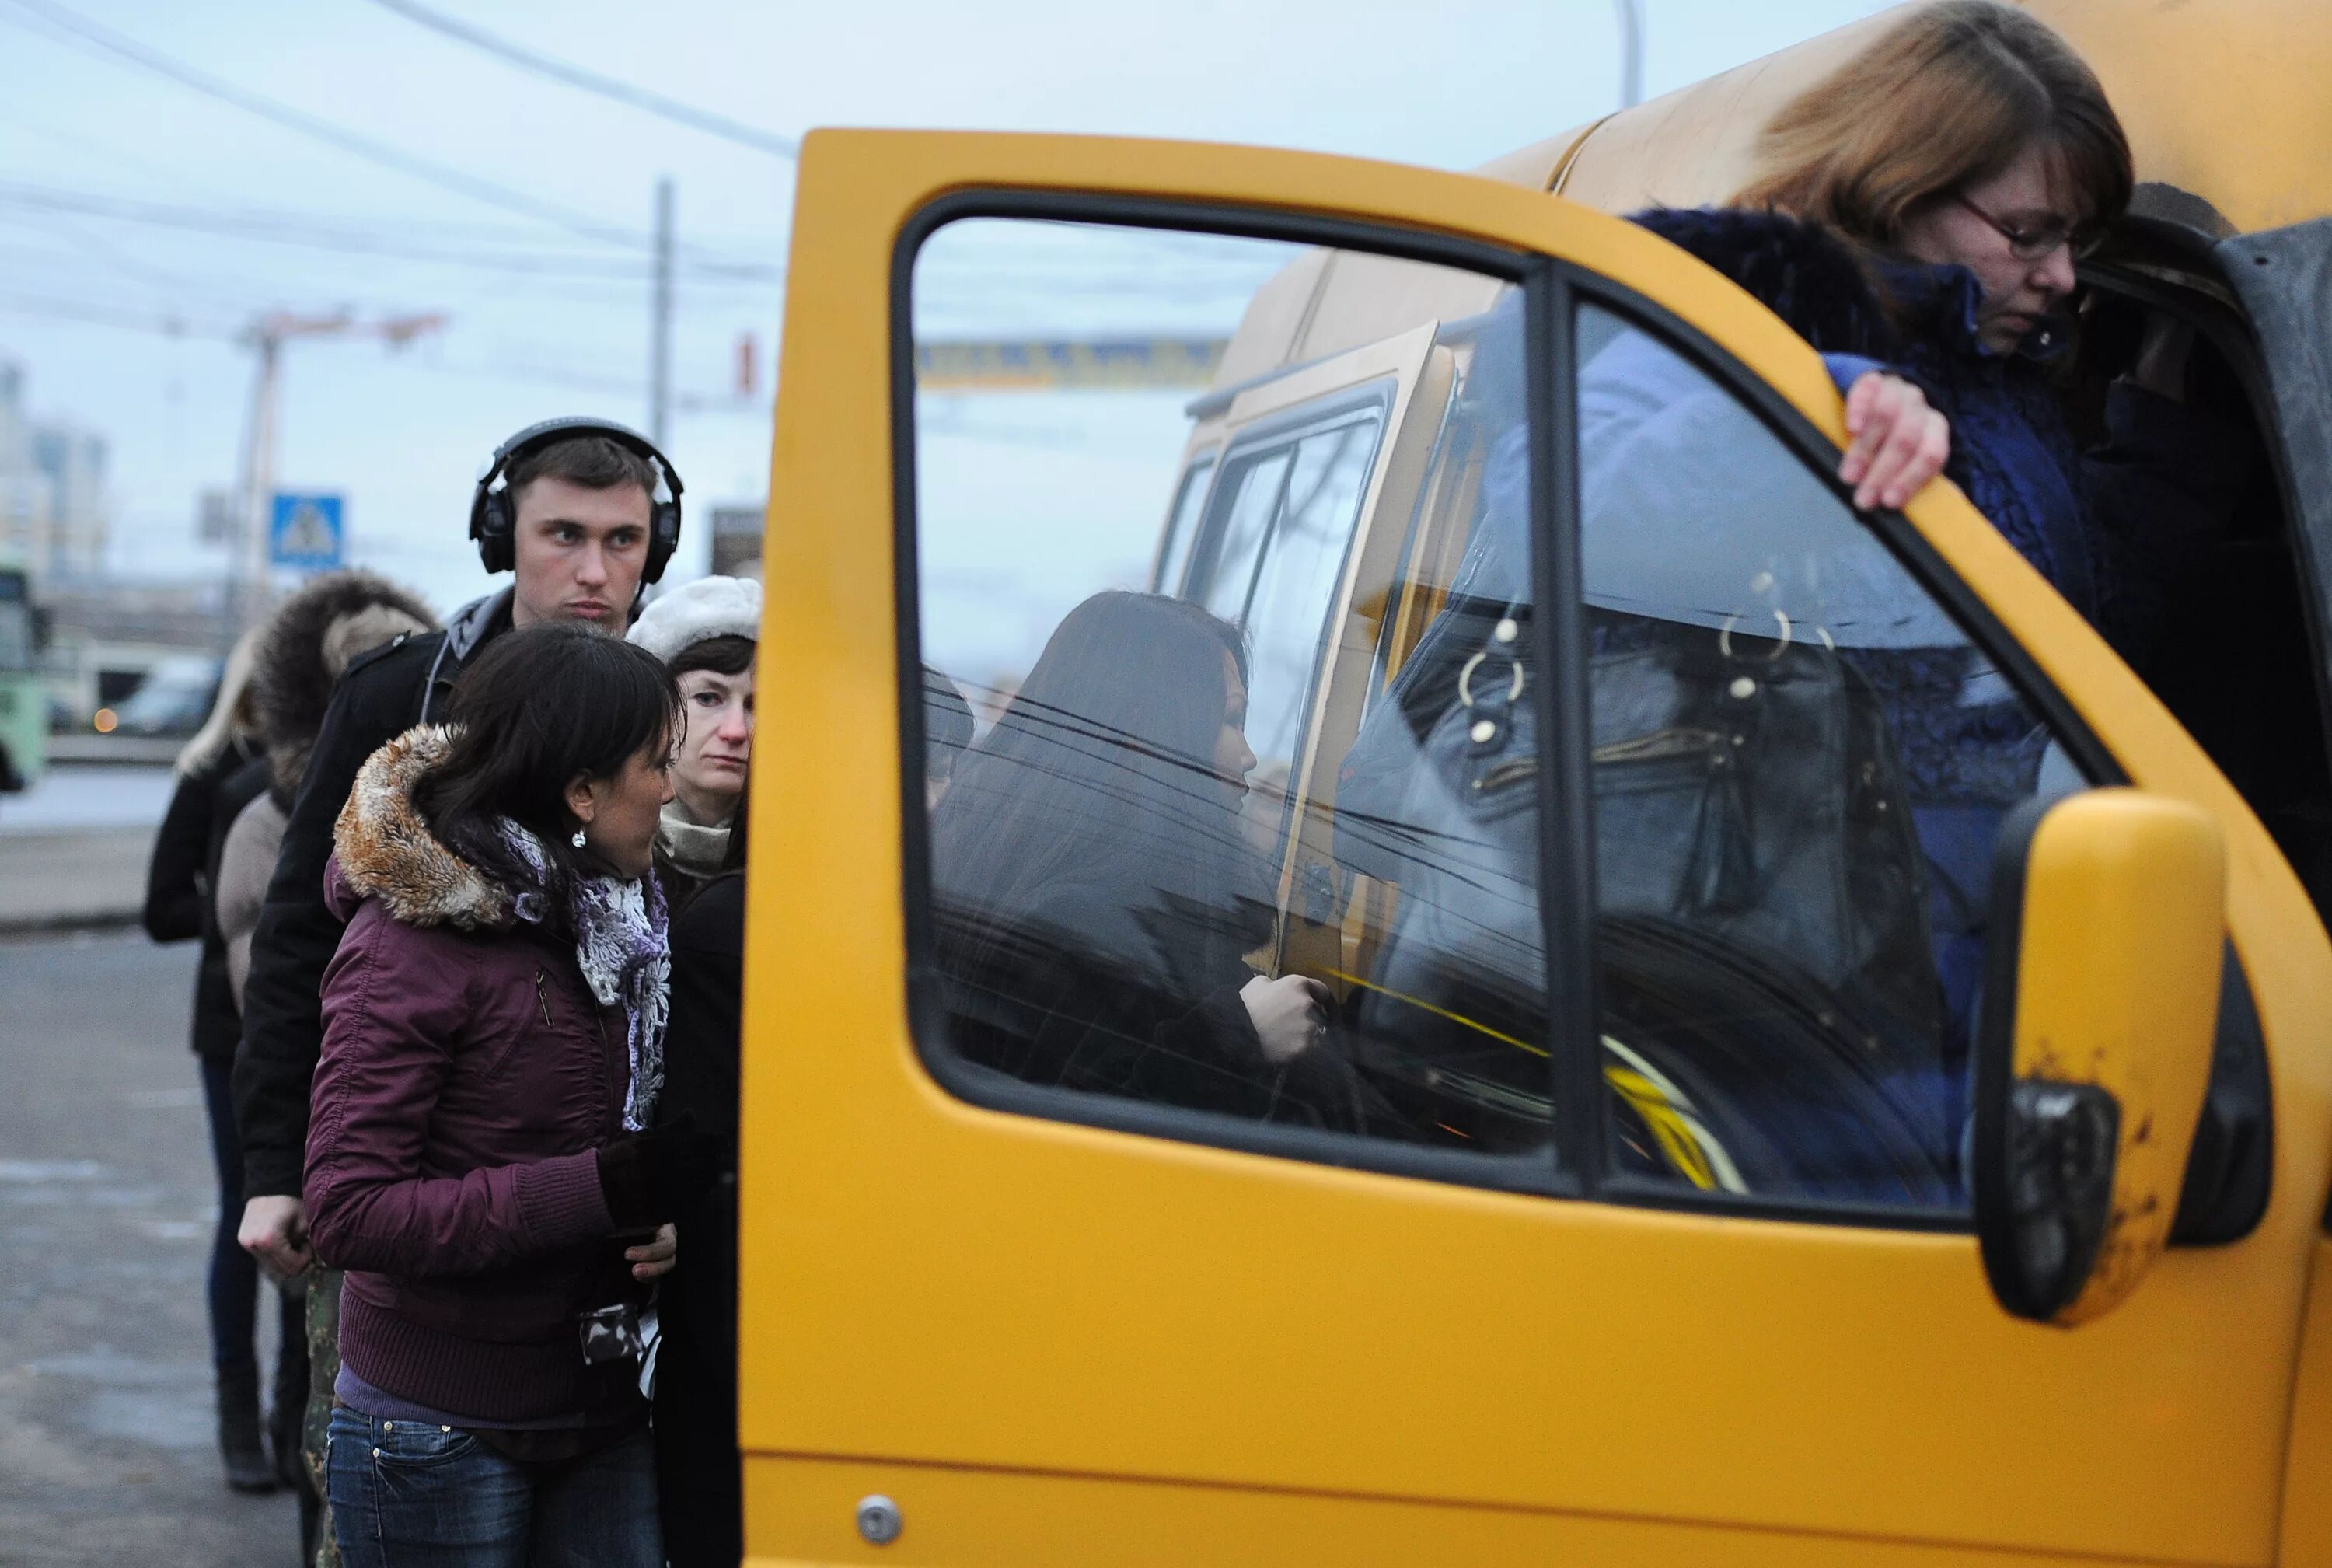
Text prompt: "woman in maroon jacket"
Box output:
[[305, 623, 703, 1568]]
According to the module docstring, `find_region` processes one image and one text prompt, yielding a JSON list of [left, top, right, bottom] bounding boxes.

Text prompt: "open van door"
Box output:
[[745, 130, 2330, 1565]]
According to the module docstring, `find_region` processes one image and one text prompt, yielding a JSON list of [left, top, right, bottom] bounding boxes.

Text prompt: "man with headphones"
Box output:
[[234, 417, 685, 1281]]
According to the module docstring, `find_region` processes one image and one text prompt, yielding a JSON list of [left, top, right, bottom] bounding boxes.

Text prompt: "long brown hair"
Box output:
[[1733, 2, 2131, 253]]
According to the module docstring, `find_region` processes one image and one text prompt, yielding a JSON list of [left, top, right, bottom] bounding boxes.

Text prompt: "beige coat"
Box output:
[[216, 791, 288, 1011]]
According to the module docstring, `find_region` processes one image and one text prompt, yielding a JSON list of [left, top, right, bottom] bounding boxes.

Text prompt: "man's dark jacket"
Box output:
[[232, 588, 511, 1199]]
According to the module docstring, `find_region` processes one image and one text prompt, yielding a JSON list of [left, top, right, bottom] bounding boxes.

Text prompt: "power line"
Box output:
[[0, 220, 222, 303], [0, 286, 758, 413], [0, 289, 228, 337], [0, 0, 669, 254], [0, 93, 253, 208], [0, 179, 783, 282], [361, 0, 799, 160], [0, 178, 609, 250]]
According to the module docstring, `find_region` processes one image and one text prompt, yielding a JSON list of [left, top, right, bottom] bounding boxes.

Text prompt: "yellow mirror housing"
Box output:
[[1971, 789, 2226, 1327]]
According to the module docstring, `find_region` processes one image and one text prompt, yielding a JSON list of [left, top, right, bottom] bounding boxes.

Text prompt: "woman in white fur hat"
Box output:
[[625, 576, 759, 908]]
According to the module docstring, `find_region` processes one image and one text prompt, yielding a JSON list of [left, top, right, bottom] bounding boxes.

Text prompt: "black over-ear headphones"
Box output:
[[468, 416, 686, 584]]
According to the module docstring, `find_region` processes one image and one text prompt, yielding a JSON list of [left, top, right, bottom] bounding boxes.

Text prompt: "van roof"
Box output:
[[1220, 1, 2327, 386], [1517, 0, 2332, 239]]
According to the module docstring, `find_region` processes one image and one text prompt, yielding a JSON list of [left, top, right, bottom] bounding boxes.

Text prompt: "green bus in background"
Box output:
[[0, 554, 45, 793]]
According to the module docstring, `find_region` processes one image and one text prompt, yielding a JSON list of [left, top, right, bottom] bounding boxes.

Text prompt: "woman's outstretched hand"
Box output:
[[627, 1222, 677, 1282], [1838, 372, 1951, 511], [1241, 973, 1332, 1066]]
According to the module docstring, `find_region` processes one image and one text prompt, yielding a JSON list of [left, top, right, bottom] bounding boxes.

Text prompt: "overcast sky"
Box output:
[[0, 0, 1890, 611]]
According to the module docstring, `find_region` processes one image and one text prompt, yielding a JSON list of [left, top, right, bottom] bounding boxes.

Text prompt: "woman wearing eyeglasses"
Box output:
[[1584, 2, 2251, 1133], [1726, 0, 2249, 669]]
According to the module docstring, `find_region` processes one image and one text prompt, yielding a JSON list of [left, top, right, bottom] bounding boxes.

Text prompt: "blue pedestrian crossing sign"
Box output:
[[270, 492, 344, 571]]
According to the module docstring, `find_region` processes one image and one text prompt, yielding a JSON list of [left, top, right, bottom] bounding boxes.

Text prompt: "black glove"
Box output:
[[595, 1111, 725, 1231]]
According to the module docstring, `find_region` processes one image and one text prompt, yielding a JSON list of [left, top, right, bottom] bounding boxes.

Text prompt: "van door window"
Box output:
[[907, 213, 1546, 1177], [1573, 302, 2092, 1211]]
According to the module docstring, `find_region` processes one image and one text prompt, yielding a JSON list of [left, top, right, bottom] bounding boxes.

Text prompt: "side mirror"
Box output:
[[1972, 789, 2224, 1326]]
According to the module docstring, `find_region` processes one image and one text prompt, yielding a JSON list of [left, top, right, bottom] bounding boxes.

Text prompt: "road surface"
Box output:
[[0, 765, 176, 934], [0, 927, 302, 1566]]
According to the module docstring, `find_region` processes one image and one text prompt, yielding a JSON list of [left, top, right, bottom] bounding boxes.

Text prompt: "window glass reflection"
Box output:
[[912, 218, 1543, 1158], [1576, 302, 2085, 1207]]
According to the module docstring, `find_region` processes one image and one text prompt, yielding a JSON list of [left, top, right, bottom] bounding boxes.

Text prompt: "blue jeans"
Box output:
[[326, 1406, 660, 1567]]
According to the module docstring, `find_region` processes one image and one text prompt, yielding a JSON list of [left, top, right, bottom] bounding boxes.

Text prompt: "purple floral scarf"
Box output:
[[498, 819, 670, 1130]]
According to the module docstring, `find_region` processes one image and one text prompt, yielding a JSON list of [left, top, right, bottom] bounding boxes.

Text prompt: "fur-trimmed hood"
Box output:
[[330, 725, 510, 930], [253, 570, 438, 804]]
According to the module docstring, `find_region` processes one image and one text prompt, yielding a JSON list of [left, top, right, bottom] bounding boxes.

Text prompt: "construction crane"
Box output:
[[229, 309, 446, 632]]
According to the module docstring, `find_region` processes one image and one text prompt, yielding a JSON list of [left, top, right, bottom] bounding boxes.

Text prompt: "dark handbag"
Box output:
[[1337, 601, 1953, 1197], [1587, 608, 1943, 1056]]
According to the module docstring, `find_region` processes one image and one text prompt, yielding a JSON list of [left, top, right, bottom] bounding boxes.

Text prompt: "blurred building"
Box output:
[[0, 358, 112, 581], [709, 501, 766, 578]]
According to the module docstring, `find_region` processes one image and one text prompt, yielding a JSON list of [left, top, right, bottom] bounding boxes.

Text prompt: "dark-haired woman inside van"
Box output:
[[931, 591, 1368, 1129], [305, 623, 704, 1567]]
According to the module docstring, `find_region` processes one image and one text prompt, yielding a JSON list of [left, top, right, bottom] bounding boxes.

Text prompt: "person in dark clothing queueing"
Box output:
[[216, 572, 439, 1008], [233, 417, 685, 1279], [649, 778, 749, 1567], [143, 627, 294, 1495], [650, 670, 981, 1564], [306, 624, 706, 1566], [211, 569, 437, 1566], [624, 574, 759, 910]]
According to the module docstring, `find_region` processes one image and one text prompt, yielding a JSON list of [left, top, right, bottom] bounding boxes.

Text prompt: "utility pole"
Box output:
[[1615, 0, 1646, 109], [229, 310, 446, 635], [230, 312, 340, 640], [650, 176, 674, 448]]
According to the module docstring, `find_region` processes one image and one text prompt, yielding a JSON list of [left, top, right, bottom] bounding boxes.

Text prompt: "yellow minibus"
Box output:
[[739, 2, 2332, 1560]]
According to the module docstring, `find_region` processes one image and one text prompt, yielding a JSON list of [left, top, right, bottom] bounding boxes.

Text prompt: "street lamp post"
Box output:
[[1615, 0, 1646, 108]]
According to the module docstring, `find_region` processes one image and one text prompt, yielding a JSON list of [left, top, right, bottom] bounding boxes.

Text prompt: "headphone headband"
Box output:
[[469, 415, 686, 583]]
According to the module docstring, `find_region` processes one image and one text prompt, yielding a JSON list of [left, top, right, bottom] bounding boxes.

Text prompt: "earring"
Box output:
[[571, 828, 588, 850]]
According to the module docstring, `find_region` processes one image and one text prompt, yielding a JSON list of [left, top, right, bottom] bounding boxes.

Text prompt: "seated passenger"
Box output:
[[930, 590, 1366, 1129]]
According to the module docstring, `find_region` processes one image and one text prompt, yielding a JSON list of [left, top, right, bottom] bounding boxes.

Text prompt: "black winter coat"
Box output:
[[142, 736, 263, 1060], [233, 588, 512, 1199], [651, 872, 745, 1568], [938, 878, 1373, 1130]]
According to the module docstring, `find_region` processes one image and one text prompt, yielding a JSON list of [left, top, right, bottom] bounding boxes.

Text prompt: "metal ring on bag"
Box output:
[[1458, 650, 1526, 708], [1717, 609, 1793, 662]]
